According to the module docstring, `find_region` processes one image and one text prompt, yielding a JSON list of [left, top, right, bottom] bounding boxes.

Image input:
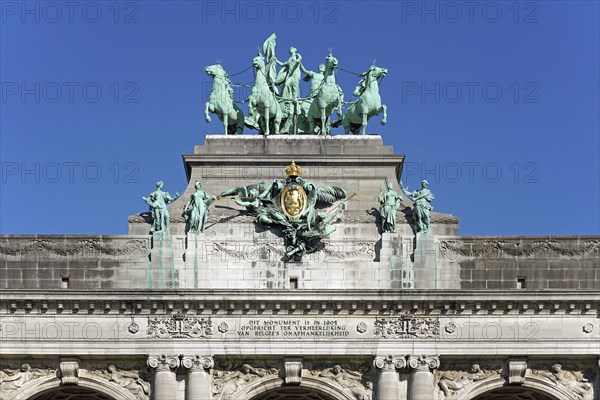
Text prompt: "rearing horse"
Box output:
[[250, 55, 283, 135], [340, 65, 388, 135], [204, 64, 245, 135], [307, 53, 342, 135]]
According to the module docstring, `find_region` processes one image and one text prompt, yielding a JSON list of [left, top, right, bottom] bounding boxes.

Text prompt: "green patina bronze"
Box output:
[[183, 181, 216, 233], [247, 54, 284, 136], [274, 46, 303, 102], [205, 64, 245, 135], [402, 180, 435, 233], [219, 162, 348, 260], [337, 65, 388, 135], [142, 181, 179, 233], [378, 181, 402, 233], [206, 33, 387, 135], [307, 52, 343, 135]]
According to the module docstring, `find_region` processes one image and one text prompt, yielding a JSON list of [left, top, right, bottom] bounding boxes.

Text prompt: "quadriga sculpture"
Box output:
[[307, 52, 343, 135], [248, 54, 284, 135], [204, 64, 245, 135], [337, 64, 388, 135]]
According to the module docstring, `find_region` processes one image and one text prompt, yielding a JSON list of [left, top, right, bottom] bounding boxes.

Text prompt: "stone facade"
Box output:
[[0, 136, 598, 400]]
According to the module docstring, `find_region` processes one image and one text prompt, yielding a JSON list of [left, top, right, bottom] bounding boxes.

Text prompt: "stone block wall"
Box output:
[[0, 235, 149, 290], [1, 234, 598, 290], [439, 236, 600, 290]]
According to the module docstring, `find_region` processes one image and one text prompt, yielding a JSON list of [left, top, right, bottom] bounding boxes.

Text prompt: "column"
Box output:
[[373, 355, 405, 400], [147, 355, 180, 400], [407, 355, 439, 400], [182, 355, 214, 400]]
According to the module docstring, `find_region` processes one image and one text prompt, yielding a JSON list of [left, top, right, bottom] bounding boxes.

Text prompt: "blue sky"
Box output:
[[1, 0, 599, 235]]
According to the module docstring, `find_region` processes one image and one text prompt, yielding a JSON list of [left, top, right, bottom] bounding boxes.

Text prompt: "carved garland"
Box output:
[[0, 239, 147, 257], [440, 239, 600, 258]]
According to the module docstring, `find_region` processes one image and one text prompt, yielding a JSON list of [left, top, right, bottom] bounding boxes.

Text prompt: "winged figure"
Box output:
[[220, 181, 268, 202]]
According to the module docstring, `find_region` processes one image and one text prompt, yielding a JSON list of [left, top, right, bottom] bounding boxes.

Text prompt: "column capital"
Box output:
[[181, 355, 214, 372], [147, 355, 180, 372], [407, 355, 440, 372], [374, 355, 406, 371]]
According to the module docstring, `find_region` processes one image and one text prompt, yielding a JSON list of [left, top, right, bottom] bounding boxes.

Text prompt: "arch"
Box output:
[[459, 376, 577, 400], [470, 387, 560, 400], [232, 376, 357, 400], [10, 376, 138, 400], [248, 386, 338, 400]]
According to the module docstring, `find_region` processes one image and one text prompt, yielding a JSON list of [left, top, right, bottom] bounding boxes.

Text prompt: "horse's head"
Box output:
[[325, 53, 339, 72], [368, 65, 388, 79], [353, 65, 387, 96], [252, 55, 265, 70], [205, 64, 226, 79]]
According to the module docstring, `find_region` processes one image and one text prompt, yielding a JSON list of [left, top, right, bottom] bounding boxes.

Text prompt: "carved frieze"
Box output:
[[0, 239, 147, 257], [308, 363, 372, 400], [374, 314, 440, 338], [89, 364, 150, 400], [435, 363, 501, 399], [322, 242, 376, 259], [440, 239, 600, 259], [147, 312, 213, 339], [529, 363, 593, 400], [213, 242, 284, 259], [0, 364, 55, 395], [213, 363, 278, 400]]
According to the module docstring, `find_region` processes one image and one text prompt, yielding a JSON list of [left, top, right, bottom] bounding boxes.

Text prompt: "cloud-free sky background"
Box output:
[[1, 0, 598, 235]]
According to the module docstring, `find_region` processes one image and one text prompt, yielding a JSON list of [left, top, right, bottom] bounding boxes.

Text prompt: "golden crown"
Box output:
[[285, 161, 302, 177]]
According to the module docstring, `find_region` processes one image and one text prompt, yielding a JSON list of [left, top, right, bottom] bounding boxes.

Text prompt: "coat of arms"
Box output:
[[281, 183, 307, 220], [220, 161, 353, 260]]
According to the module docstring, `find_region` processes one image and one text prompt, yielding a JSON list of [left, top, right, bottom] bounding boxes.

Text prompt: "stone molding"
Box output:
[[2, 290, 597, 316]]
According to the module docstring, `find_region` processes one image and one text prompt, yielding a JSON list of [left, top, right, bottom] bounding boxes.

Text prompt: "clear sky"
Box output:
[[1, 0, 599, 236]]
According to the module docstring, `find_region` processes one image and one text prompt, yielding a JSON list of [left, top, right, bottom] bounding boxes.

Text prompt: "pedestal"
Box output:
[[149, 232, 175, 288], [413, 232, 438, 289]]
